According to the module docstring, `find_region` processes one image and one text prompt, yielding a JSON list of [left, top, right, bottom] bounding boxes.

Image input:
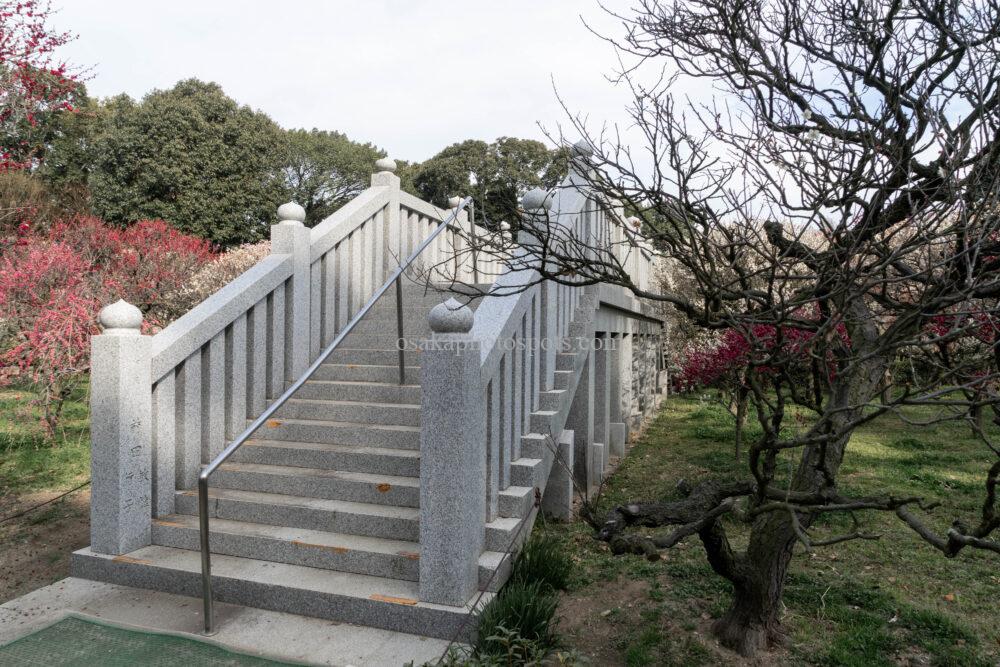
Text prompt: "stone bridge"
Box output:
[[72, 144, 666, 639]]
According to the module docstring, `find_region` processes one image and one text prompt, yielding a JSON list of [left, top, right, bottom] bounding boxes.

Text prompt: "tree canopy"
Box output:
[[85, 79, 288, 246], [283, 128, 385, 225], [413, 137, 567, 226]]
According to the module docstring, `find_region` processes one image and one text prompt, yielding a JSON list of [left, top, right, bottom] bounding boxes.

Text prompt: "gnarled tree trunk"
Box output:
[[710, 307, 888, 655]]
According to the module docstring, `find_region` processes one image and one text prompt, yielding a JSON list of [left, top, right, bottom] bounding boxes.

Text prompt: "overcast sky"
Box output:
[[55, 1, 640, 163]]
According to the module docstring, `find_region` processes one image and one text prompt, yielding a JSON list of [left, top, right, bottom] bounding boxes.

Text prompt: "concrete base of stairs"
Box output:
[[0, 577, 455, 666], [70, 545, 488, 641]]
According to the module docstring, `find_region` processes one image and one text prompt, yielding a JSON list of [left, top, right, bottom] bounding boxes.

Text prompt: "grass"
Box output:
[[540, 396, 1000, 666], [0, 383, 90, 502]]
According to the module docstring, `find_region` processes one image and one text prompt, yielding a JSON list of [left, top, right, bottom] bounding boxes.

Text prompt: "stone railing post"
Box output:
[[270, 202, 311, 382], [372, 158, 402, 271], [520, 188, 556, 389], [419, 298, 486, 606], [90, 300, 153, 555]]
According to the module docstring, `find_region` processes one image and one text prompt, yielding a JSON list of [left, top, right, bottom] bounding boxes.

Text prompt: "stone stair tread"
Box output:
[[304, 380, 421, 388], [243, 439, 420, 458], [175, 487, 420, 519], [71, 545, 484, 639], [320, 363, 420, 370], [217, 461, 420, 488], [77, 545, 427, 599], [286, 397, 421, 410], [259, 417, 421, 433], [332, 347, 422, 353], [154, 514, 419, 555]]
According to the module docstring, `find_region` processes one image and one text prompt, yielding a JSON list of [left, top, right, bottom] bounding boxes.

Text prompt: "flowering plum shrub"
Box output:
[[677, 324, 825, 391], [676, 318, 850, 458], [161, 240, 271, 321], [0, 216, 214, 433], [1, 0, 84, 171], [921, 308, 1000, 432]]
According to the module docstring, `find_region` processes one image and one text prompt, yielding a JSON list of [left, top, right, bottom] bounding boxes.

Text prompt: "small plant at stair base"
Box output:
[[474, 581, 559, 660], [423, 628, 586, 667], [509, 530, 571, 593]]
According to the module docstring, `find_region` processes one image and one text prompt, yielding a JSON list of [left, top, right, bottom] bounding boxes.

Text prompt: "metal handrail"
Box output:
[[197, 197, 473, 633]]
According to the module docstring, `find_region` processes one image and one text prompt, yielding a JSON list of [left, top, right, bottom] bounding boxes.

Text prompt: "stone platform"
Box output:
[[0, 577, 452, 666]]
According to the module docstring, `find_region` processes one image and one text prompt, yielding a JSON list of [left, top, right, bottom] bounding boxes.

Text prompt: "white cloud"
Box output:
[[54, 0, 641, 161]]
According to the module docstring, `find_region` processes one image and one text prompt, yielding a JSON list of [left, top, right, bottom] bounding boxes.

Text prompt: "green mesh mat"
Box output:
[[0, 615, 298, 666]]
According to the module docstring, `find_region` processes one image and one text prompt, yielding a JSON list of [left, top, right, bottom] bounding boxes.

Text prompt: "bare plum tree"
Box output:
[[439, 0, 1000, 656]]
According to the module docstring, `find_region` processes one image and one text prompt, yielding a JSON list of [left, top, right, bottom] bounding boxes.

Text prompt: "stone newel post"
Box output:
[[520, 188, 555, 390], [271, 202, 310, 383], [90, 299, 153, 555], [419, 298, 486, 606], [372, 158, 402, 265]]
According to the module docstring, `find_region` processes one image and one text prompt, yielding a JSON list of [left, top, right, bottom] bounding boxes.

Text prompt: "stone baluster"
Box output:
[[419, 298, 486, 606], [270, 202, 310, 383], [90, 300, 153, 554]]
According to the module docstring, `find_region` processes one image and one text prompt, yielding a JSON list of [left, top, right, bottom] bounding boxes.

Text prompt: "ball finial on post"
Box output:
[[521, 188, 552, 212], [277, 202, 306, 226], [98, 299, 144, 336], [447, 196, 462, 209], [375, 157, 397, 173], [570, 139, 594, 159], [428, 298, 474, 335]]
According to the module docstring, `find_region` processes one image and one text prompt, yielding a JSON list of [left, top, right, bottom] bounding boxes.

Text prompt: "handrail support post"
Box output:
[[198, 474, 214, 634], [396, 278, 405, 385]]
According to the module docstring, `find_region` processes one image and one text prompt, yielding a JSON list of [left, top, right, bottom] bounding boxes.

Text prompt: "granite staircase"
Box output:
[[73, 287, 527, 639], [73, 153, 664, 645]]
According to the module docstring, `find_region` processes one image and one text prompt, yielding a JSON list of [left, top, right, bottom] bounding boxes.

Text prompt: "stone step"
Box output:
[[71, 545, 483, 640], [274, 398, 421, 426], [257, 417, 421, 450], [212, 462, 420, 507], [510, 458, 545, 489], [325, 348, 422, 367], [484, 516, 522, 552], [556, 352, 579, 371], [232, 439, 420, 477], [152, 515, 422, 581], [296, 380, 421, 404], [175, 488, 420, 541], [538, 389, 568, 413], [498, 486, 534, 519], [351, 319, 433, 336], [176, 488, 521, 549], [366, 304, 473, 319], [312, 364, 421, 384], [553, 369, 574, 390], [340, 331, 426, 349]]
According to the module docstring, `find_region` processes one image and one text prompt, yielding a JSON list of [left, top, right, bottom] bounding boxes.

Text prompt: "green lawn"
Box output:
[[540, 396, 1000, 666], [0, 385, 90, 502]]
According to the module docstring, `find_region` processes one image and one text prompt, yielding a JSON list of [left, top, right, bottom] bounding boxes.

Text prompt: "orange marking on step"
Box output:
[[398, 551, 420, 560], [112, 555, 152, 565], [266, 419, 282, 428], [370, 594, 418, 606], [376, 483, 392, 493], [152, 519, 184, 527], [293, 540, 349, 554]]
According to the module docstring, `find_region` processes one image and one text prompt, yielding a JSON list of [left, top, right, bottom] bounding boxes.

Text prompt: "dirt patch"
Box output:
[[0, 489, 90, 603], [555, 573, 793, 666], [555, 578, 648, 666]]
